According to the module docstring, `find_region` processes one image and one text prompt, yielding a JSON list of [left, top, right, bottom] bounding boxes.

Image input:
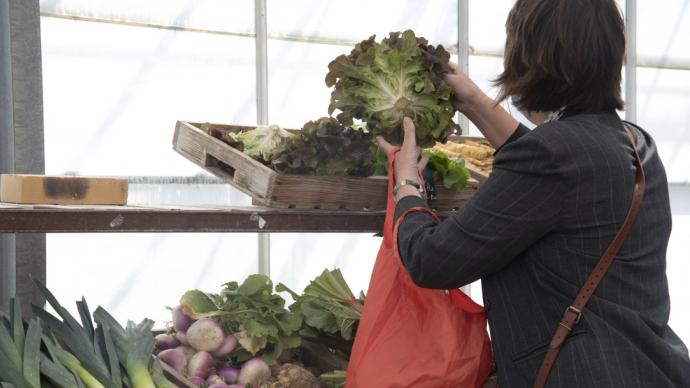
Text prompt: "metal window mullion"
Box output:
[[457, 0, 470, 135], [625, 0, 637, 122], [1, 0, 16, 309], [458, 0, 471, 296], [255, 0, 270, 277]]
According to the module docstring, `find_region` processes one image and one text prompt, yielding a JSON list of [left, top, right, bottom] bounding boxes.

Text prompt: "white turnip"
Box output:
[[173, 305, 195, 333], [155, 333, 180, 351], [188, 351, 215, 378], [157, 348, 188, 374], [211, 335, 238, 357], [238, 357, 271, 386], [216, 366, 240, 384], [186, 318, 225, 352]]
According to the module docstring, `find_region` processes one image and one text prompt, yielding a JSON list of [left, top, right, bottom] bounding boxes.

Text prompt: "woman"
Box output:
[[377, 0, 690, 386]]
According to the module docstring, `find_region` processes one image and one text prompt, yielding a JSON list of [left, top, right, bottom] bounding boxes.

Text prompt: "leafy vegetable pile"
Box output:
[[178, 275, 301, 367], [374, 148, 470, 192], [0, 280, 174, 388], [158, 270, 359, 387], [325, 30, 458, 147], [229, 125, 298, 164], [279, 269, 363, 342], [271, 117, 376, 177]]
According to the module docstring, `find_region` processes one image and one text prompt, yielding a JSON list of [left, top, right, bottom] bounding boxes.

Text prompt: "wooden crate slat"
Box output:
[[268, 175, 388, 210], [173, 121, 275, 199]]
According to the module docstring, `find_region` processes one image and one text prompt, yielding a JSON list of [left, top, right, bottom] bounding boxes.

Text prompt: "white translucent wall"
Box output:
[[40, 1, 689, 344]]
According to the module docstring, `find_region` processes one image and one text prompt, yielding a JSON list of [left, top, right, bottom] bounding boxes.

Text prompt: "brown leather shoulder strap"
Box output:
[[533, 124, 646, 387]]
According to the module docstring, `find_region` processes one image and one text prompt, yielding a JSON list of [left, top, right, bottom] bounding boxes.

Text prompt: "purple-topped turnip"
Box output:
[[207, 374, 225, 385], [176, 331, 189, 346], [173, 305, 195, 333], [157, 348, 188, 374], [188, 351, 215, 378], [216, 366, 240, 384], [176, 345, 196, 360], [238, 357, 271, 386], [188, 376, 205, 386], [155, 333, 180, 351], [186, 318, 225, 352], [211, 335, 238, 357]]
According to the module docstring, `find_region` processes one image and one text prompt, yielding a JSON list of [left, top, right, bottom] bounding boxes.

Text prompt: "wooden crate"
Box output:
[[173, 121, 482, 211]]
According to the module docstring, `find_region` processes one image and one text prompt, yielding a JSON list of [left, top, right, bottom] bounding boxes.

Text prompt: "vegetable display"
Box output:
[[153, 269, 362, 387], [1, 270, 361, 387], [0, 280, 175, 388], [432, 138, 495, 174], [325, 30, 458, 147]]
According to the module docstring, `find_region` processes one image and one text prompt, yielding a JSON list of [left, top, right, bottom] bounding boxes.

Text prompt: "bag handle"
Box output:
[[383, 147, 426, 245], [533, 124, 646, 387], [383, 147, 402, 247], [386, 149, 487, 316]]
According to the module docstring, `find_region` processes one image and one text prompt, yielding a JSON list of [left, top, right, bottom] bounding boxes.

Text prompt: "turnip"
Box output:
[[186, 318, 225, 352], [188, 376, 205, 386], [157, 348, 188, 374], [188, 351, 215, 378], [173, 305, 195, 333], [176, 345, 196, 360], [211, 335, 238, 357], [206, 374, 225, 385], [155, 333, 180, 351], [176, 331, 189, 346], [216, 366, 240, 384], [238, 357, 271, 386]]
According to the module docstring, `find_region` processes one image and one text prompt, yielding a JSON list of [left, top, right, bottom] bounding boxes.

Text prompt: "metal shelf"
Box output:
[[0, 203, 386, 233]]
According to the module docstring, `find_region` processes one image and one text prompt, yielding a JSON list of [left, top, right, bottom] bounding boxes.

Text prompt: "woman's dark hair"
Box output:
[[495, 0, 626, 114]]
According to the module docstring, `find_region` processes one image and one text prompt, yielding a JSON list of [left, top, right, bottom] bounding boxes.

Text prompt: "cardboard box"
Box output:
[[0, 174, 128, 205]]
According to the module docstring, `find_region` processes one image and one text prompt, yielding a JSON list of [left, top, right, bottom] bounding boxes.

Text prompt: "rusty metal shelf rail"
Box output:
[[0, 203, 387, 233]]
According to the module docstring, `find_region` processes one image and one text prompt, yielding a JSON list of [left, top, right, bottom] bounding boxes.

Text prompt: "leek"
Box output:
[[42, 335, 104, 388]]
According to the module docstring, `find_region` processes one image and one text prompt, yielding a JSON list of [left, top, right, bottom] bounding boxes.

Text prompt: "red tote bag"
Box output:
[[346, 148, 493, 388]]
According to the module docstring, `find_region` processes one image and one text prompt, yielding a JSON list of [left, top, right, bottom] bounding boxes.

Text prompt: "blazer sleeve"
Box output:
[[394, 124, 568, 289]]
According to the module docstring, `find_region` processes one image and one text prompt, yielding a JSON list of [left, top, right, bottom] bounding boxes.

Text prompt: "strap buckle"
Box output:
[[558, 306, 582, 331]]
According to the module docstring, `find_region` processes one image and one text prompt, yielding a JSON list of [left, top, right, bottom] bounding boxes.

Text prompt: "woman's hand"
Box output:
[[443, 62, 485, 113], [376, 117, 429, 201], [444, 62, 520, 149]]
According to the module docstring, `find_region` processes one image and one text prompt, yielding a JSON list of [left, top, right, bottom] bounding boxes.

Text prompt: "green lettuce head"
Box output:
[[326, 30, 458, 147]]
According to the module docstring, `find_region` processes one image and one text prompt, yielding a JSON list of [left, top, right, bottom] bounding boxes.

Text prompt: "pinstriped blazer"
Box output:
[[395, 111, 690, 387]]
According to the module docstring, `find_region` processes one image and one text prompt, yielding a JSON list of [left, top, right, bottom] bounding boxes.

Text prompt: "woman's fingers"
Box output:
[[402, 117, 417, 151], [418, 155, 429, 171], [376, 135, 394, 156]]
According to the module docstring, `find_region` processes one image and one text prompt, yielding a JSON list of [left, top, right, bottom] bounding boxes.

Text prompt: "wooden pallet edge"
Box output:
[[173, 121, 279, 199]]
